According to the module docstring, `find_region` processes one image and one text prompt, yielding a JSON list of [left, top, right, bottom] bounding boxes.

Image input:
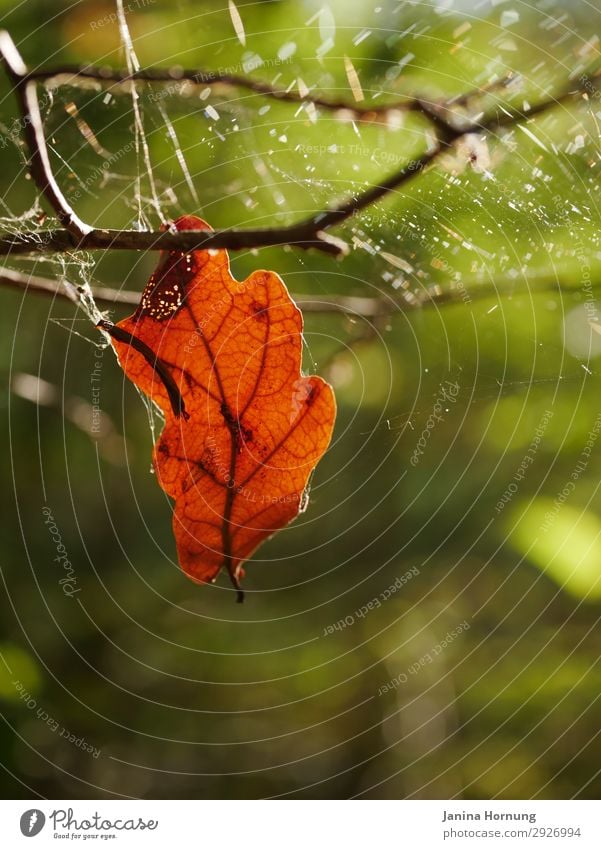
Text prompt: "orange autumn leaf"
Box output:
[[100, 215, 336, 601]]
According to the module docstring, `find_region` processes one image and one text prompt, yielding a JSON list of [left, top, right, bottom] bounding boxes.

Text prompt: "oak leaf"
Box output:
[[100, 216, 336, 601]]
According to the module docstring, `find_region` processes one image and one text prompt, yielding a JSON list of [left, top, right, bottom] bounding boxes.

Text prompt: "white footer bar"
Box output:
[[0, 800, 598, 848]]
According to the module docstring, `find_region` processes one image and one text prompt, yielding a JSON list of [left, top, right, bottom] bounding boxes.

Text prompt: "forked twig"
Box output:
[[0, 30, 597, 259]]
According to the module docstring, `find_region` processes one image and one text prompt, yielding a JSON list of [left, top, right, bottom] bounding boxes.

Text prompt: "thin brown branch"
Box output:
[[0, 264, 390, 314], [2, 264, 597, 318], [0, 28, 598, 260], [0, 225, 348, 256], [24, 60, 517, 121]]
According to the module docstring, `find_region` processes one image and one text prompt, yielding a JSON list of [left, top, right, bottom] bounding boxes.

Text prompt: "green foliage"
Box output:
[[508, 501, 601, 600]]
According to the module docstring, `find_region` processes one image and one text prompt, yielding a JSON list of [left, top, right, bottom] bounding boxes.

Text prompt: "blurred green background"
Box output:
[[1, 0, 601, 799]]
